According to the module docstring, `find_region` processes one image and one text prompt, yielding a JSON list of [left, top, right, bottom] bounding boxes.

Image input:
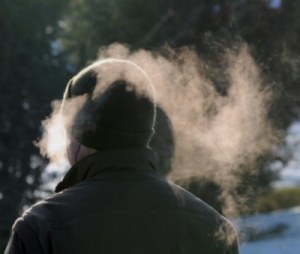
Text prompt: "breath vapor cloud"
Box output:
[[38, 43, 278, 216]]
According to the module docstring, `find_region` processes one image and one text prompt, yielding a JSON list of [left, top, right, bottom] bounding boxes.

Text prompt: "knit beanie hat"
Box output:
[[61, 60, 156, 150]]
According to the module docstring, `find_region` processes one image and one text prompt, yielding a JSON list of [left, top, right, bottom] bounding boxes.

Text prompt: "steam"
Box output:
[[39, 101, 66, 166], [63, 58, 156, 104], [38, 43, 277, 216]]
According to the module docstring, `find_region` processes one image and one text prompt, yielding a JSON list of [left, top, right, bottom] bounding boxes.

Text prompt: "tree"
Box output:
[[0, 0, 69, 251]]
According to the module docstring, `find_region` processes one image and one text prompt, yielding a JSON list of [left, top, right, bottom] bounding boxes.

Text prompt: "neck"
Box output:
[[68, 142, 97, 166]]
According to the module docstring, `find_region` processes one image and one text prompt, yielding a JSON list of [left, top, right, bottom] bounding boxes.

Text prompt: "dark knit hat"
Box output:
[[62, 62, 156, 150]]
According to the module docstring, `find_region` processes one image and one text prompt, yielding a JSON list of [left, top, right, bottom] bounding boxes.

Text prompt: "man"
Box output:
[[5, 60, 239, 254]]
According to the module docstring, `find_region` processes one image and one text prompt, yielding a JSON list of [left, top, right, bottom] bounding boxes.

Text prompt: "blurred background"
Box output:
[[1, 0, 300, 253]]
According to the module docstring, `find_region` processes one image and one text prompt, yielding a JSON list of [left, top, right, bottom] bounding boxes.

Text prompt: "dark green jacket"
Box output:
[[5, 148, 239, 254]]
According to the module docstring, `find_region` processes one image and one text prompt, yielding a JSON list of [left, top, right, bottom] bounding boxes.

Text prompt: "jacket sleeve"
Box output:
[[4, 217, 44, 254]]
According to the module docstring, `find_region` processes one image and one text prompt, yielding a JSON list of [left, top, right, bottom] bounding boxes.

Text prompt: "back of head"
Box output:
[[61, 60, 156, 151]]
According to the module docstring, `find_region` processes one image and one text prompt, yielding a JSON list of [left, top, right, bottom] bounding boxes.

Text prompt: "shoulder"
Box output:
[[9, 193, 66, 250], [165, 181, 239, 252], [141, 174, 223, 217], [15, 189, 72, 232], [6, 214, 46, 254], [11, 201, 54, 240], [165, 180, 220, 216], [6, 194, 69, 254]]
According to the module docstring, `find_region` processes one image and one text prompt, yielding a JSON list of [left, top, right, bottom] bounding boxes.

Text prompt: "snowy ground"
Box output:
[[236, 120, 300, 253], [273, 120, 300, 188], [234, 206, 300, 254]]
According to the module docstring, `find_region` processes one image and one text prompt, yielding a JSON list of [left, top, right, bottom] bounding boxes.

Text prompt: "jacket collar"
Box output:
[[55, 147, 158, 193]]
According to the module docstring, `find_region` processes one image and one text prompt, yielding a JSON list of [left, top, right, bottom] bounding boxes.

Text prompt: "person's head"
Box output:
[[61, 60, 156, 165], [149, 106, 175, 176]]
